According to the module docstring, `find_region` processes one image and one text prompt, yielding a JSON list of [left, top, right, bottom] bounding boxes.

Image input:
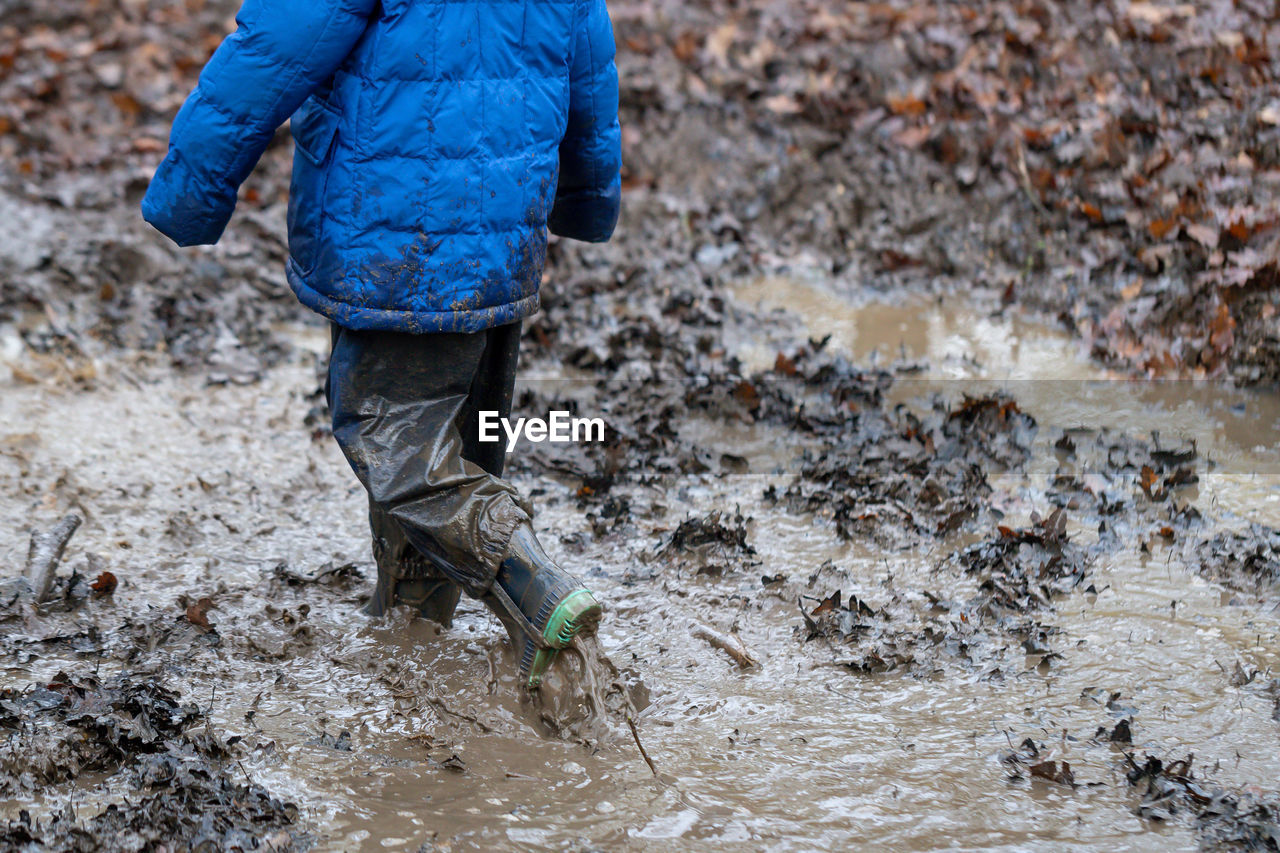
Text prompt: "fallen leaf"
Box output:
[[774, 352, 798, 376], [733, 380, 761, 409], [90, 571, 118, 597], [763, 93, 802, 115], [186, 597, 216, 630], [812, 590, 841, 615], [1078, 200, 1103, 223], [886, 93, 927, 117], [1185, 223, 1219, 250], [1147, 218, 1178, 240], [1030, 759, 1076, 787]]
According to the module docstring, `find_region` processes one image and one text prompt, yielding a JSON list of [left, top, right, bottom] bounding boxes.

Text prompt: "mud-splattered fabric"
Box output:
[[141, 0, 621, 333], [357, 319, 524, 617], [326, 322, 530, 597]]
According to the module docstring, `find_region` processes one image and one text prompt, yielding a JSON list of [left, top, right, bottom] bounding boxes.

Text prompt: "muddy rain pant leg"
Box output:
[[459, 319, 522, 480], [363, 504, 463, 623], [327, 324, 530, 600], [359, 322, 525, 620]]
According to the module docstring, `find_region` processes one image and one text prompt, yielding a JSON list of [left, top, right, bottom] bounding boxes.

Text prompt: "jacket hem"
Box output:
[[287, 257, 539, 334]]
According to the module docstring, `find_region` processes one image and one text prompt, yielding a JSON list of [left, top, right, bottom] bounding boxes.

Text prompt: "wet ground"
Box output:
[[2, 274, 1279, 850], [3, 0, 1280, 848]]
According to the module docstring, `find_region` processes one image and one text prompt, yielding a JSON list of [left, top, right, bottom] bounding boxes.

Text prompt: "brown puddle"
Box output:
[[2, 279, 1279, 850]]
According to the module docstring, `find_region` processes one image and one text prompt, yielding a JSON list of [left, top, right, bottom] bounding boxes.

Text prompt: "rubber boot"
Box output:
[[486, 523, 603, 689], [363, 504, 463, 627], [364, 572, 462, 627]]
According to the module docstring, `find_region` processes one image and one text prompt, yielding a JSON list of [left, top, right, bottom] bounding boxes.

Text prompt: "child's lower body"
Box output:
[[324, 322, 601, 688]]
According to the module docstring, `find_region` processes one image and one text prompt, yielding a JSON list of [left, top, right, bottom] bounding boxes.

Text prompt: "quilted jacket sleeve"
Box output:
[[548, 0, 622, 243], [141, 0, 377, 247]]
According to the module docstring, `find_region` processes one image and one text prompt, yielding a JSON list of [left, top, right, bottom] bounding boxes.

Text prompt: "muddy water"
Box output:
[[2, 279, 1279, 850], [731, 276, 1280, 522]]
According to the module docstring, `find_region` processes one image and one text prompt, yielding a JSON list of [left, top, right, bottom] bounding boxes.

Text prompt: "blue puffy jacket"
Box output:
[[142, 0, 621, 333]]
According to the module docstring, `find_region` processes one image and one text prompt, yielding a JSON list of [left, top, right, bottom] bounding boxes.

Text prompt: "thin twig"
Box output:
[[1013, 138, 1048, 214], [626, 716, 659, 778]]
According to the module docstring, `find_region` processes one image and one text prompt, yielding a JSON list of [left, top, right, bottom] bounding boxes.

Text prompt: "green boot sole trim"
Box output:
[[543, 589, 602, 649], [523, 647, 559, 690]]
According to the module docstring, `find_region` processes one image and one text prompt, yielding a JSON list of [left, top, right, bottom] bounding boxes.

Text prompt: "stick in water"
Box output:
[[691, 624, 759, 669], [626, 716, 659, 778], [25, 514, 83, 603]]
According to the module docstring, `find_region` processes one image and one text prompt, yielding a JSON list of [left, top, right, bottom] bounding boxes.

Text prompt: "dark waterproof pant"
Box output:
[[325, 322, 529, 599]]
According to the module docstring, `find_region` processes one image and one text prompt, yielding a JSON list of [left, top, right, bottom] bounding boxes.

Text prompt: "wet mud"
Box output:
[[3, 0, 1280, 850], [4, 287, 1278, 849]]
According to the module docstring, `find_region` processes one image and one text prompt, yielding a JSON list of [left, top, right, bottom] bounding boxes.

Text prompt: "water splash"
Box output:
[[525, 634, 649, 747]]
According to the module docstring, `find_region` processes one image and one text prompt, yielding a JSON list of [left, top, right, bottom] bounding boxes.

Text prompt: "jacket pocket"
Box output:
[[293, 96, 340, 166], [288, 96, 341, 277]]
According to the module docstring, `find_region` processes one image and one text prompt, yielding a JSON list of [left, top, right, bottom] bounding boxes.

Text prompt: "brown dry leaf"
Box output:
[[1227, 218, 1252, 242], [1209, 302, 1235, 352], [732, 379, 760, 409], [812, 590, 841, 615], [91, 571, 118, 597], [672, 31, 700, 64], [1147, 218, 1178, 240], [109, 91, 142, 119], [886, 93, 927, 117], [186, 597, 216, 630], [773, 352, 798, 376], [1185, 223, 1219, 250], [1030, 760, 1076, 787], [1078, 200, 1103, 223], [880, 248, 922, 270]]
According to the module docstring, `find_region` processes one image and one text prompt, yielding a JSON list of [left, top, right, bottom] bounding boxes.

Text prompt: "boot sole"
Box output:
[[520, 590, 603, 689], [544, 589, 603, 648]]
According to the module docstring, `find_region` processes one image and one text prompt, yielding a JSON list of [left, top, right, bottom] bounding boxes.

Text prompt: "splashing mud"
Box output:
[[527, 634, 648, 747]]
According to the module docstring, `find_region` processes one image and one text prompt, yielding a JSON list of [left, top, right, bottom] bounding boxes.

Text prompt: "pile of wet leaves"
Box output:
[[1190, 523, 1280, 593], [999, 736, 1081, 789], [799, 585, 921, 674], [770, 391, 1037, 545], [0, 540, 380, 849], [519, 309, 1046, 555], [0, 0, 301, 380], [1126, 753, 1280, 851], [1047, 426, 1206, 549], [994, 713, 1280, 849], [799, 510, 1090, 678], [657, 508, 758, 576], [602, 0, 1280, 383], [0, 672, 298, 852], [0, 672, 199, 795], [949, 508, 1089, 615]]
